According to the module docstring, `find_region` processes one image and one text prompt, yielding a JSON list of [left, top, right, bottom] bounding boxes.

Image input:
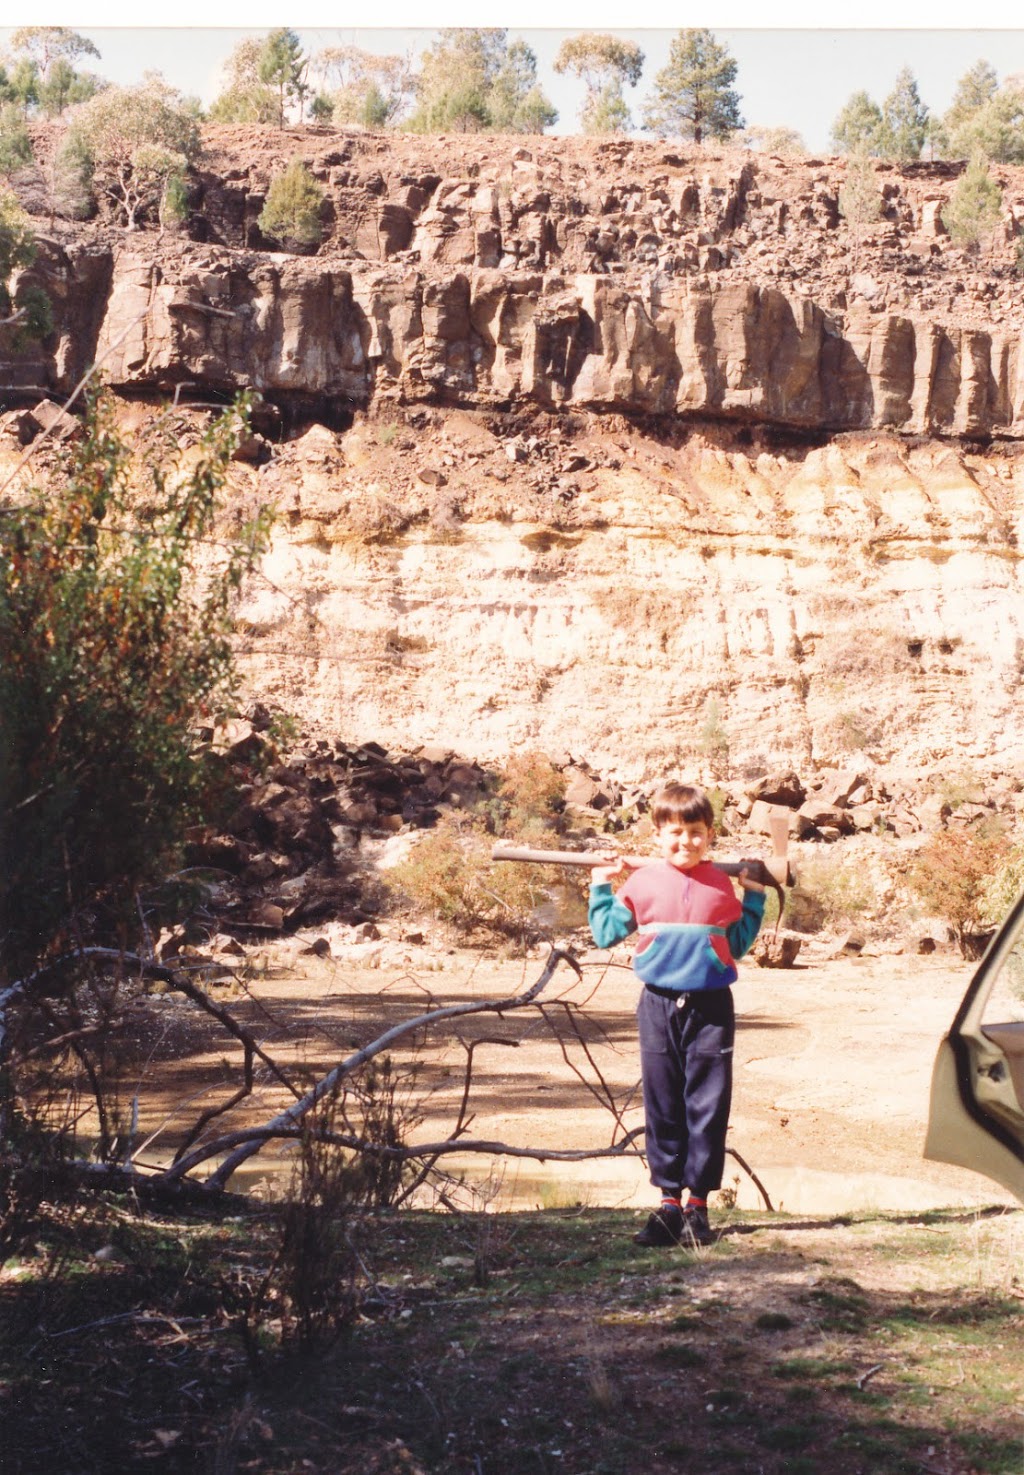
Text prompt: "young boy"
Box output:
[[590, 783, 766, 1248]]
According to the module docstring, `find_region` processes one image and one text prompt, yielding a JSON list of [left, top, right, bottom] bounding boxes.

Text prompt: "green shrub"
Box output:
[[698, 697, 730, 772], [258, 159, 325, 251], [0, 185, 51, 343], [0, 392, 272, 982], [941, 154, 1003, 249], [838, 149, 881, 229], [0, 102, 32, 175], [979, 840, 1024, 927], [495, 750, 566, 839]]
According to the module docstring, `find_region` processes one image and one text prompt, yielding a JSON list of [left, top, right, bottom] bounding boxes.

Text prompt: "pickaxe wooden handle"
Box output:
[[490, 841, 794, 890]]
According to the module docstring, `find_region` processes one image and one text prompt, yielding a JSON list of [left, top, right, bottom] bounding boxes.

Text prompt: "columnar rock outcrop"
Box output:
[[11, 245, 1018, 439], [8, 126, 1024, 439]]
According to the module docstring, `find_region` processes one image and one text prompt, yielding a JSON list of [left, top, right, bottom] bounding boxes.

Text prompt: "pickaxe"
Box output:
[[491, 811, 795, 918]]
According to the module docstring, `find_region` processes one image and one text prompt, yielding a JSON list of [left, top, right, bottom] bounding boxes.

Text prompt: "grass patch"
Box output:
[[1, 1203, 1022, 1474]]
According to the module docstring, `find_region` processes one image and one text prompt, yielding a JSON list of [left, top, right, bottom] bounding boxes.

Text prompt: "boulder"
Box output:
[[22, 398, 83, 443], [817, 770, 865, 808], [747, 772, 806, 808], [749, 798, 815, 839], [798, 800, 853, 833]]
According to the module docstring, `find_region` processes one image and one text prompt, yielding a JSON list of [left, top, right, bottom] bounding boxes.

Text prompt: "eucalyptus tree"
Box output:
[[553, 32, 644, 135]]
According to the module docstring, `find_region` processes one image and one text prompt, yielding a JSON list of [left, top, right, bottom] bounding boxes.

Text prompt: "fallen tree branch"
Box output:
[[139, 1123, 651, 1166], [170, 943, 583, 1189]]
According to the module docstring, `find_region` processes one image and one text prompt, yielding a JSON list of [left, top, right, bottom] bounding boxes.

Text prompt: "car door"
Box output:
[[924, 889, 1024, 1206]]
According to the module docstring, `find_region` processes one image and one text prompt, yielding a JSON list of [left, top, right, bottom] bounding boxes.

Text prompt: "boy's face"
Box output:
[[657, 818, 713, 870]]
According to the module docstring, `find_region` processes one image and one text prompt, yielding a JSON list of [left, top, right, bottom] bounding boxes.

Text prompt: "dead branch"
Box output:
[[856, 1361, 886, 1390], [168, 943, 584, 1189], [726, 1145, 775, 1212], [539, 999, 640, 1146], [126, 1123, 652, 1165]]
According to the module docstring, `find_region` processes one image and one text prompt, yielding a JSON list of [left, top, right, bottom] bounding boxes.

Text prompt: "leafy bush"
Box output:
[[494, 750, 566, 839], [907, 823, 1013, 957], [785, 852, 877, 934], [941, 154, 1003, 249], [0, 102, 32, 174], [0, 393, 272, 983], [0, 186, 51, 344], [387, 814, 551, 941], [839, 150, 881, 230], [979, 842, 1024, 931], [258, 160, 325, 252], [67, 77, 200, 229]]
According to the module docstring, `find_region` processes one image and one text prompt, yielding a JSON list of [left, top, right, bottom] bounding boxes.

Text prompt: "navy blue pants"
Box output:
[[636, 985, 735, 1197]]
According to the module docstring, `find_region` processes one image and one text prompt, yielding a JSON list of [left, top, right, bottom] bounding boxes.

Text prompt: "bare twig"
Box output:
[[392, 1034, 507, 1209], [539, 998, 639, 1146], [726, 1145, 775, 1213], [856, 1361, 886, 1390]]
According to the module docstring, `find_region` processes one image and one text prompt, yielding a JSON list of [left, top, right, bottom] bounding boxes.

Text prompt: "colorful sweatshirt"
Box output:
[[589, 860, 765, 994]]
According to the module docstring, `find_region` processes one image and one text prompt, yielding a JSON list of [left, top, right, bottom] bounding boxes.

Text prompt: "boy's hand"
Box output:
[[737, 866, 766, 894], [591, 850, 627, 885]]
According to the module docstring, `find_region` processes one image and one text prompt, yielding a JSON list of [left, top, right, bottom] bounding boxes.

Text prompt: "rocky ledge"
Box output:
[[8, 127, 1024, 440]]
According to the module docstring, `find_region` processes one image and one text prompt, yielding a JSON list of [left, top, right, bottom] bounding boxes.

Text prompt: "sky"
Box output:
[[6, 7, 1024, 154]]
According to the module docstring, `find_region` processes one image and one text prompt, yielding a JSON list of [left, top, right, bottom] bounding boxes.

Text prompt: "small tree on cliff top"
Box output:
[[313, 44, 414, 129], [941, 153, 1004, 249], [6, 26, 102, 117], [0, 104, 32, 177], [408, 29, 556, 134], [947, 85, 1024, 164], [831, 89, 884, 156], [66, 74, 200, 229], [258, 28, 308, 127], [554, 33, 644, 135], [642, 29, 744, 145], [945, 58, 999, 137], [208, 36, 279, 125], [878, 66, 928, 162]]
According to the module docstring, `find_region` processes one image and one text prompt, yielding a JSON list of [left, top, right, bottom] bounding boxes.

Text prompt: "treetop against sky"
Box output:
[[6, 13, 1024, 154]]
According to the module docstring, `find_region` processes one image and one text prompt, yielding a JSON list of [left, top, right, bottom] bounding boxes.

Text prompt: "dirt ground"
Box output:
[[8, 936, 1024, 1475], [139, 933, 1017, 1219]]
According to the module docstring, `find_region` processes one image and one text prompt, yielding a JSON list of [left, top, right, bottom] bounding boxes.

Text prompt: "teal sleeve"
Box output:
[[589, 883, 637, 949], [727, 891, 766, 960]]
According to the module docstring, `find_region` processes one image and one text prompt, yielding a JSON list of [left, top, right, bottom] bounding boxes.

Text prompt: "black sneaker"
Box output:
[[680, 1204, 715, 1246], [633, 1204, 683, 1247]]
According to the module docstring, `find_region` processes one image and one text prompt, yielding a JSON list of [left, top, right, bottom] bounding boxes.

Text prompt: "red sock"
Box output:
[[660, 1194, 682, 1208], [686, 1195, 708, 1209]]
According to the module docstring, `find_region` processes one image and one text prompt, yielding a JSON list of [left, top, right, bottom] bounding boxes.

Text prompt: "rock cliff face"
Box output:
[[11, 127, 1024, 439], [231, 415, 1024, 787], [5, 127, 1024, 791]]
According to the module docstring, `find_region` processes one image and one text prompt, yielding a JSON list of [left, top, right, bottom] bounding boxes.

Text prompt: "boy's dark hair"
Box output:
[[651, 782, 715, 830]]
